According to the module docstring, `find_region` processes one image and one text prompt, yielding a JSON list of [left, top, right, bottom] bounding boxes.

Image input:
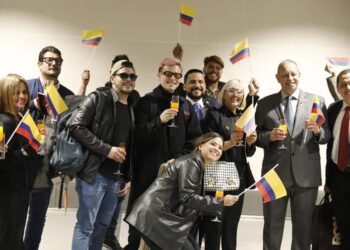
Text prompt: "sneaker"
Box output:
[[103, 235, 123, 250]]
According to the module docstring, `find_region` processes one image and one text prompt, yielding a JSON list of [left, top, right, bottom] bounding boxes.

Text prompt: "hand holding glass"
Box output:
[[114, 143, 126, 176], [234, 126, 244, 147], [168, 95, 179, 127], [278, 119, 288, 149]]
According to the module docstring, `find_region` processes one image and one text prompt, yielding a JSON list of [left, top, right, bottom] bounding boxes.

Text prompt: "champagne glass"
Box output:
[[211, 189, 224, 222], [0, 122, 5, 159], [235, 126, 244, 147], [168, 95, 179, 128], [278, 119, 288, 149], [114, 142, 126, 176]]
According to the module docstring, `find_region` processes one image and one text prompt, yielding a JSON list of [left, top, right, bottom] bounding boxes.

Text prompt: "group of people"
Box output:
[[0, 43, 349, 250]]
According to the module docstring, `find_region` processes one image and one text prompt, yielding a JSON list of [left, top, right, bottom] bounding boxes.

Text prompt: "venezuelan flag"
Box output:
[[235, 104, 256, 135], [180, 4, 196, 26], [327, 56, 350, 66], [256, 168, 287, 203], [229, 38, 250, 64], [310, 96, 325, 126], [45, 84, 68, 117], [81, 29, 105, 46], [16, 112, 45, 152]]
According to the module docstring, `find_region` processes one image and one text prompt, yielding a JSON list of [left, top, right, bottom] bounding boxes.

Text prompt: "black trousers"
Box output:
[[0, 187, 30, 250], [329, 162, 350, 250], [201, 190, 245, 250]]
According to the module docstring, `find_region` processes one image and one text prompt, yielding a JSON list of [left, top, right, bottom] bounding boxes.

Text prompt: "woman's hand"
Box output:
[[248, 78, 260, 96], [230, 131, 243, 146], [223, 195, 239, 206]]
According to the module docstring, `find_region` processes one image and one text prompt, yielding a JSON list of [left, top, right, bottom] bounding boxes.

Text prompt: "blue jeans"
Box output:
[[105, 196, 124, 238], [24, 183, 53, 250], [72, 173, 124, 250]]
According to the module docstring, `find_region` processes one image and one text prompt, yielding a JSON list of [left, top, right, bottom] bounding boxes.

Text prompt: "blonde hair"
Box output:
[[0, 74, 29, 120], [217, 79, 246, 112]]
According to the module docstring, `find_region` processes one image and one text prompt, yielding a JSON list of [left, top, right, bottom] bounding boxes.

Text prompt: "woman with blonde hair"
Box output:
[[0, 74, 41, 250], [201, 78, 259, 250]]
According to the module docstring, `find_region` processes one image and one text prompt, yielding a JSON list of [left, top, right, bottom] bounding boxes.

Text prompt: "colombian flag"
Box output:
[[16, 112, 45, 152], [327, 56, 350, 67], [310, 96, 325, 126], [180, 4, 196, 26], [256, 168, 287, 203], [235, 104, 256, 136], [229, 38, 250, 64], [81, 29, 105, 46], [45, 84, 68, 117]]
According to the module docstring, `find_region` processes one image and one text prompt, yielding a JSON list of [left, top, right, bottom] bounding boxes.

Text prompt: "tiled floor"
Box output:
[[39, 209, 292, 250]]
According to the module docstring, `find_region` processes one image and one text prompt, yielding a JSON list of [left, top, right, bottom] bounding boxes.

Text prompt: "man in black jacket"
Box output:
[[124, 58, 202, 250], [69, 58, 136, 250]]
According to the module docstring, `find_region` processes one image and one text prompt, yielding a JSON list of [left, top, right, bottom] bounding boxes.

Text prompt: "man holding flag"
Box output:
[[255, 59, 330, 250], [24, 46, 89, 250]]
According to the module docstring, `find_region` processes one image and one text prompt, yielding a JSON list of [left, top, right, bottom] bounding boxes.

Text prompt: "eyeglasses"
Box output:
[[339, 82, 350, 89], [42, 57, 63, 65], [114, 73, 138, 81], [226, 88, 244, 95], [162, 71, 182, 79]]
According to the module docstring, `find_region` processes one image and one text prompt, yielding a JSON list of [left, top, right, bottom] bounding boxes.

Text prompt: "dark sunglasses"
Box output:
[[114, 73, 138, 81], [162, 71, 182, 79]]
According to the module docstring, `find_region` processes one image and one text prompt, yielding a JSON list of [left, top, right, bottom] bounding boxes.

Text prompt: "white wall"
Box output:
[[1, 0, 350, 183]]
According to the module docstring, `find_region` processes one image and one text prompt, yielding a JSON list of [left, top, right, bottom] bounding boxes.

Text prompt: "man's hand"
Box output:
[[160, 109, 178, 124], [248, 78, 260, 96], [107, 146, 126, 163], [118, 181, 131, 197], [172, 43, 183, 61], [305, 120, 320, 134], [81, 69, 90, 87], [269, 128, 286, 141]]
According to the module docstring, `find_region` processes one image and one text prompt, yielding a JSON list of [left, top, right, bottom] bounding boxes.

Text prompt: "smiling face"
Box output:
[[158, 65, 182, 93], [203, 61, 223, 84], [198, 137, 223, 165], [111, 67, 136, 95], [183, 72, 206, 101], [223, 81, 244, 112], [276, 62, 300, 95], [337, 72, 350, 105], [13, 81, 29, 109]]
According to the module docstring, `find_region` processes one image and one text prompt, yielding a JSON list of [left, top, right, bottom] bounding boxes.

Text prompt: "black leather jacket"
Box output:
[[125, 152, 223, 250], [69, 87, 135, 183]]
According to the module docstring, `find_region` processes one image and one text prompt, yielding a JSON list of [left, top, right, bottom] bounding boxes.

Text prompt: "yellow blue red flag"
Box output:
[[229, 38, 250, 64], [310, 96, 325, 126], [256, 168, 287, 203], [81, 29, 105, 46], [180, 4, 196, 26], [235, 104, 256, 135], [46, 84, 68, 117], [16, 112, 45, 152], [327, 56, 350, 66]]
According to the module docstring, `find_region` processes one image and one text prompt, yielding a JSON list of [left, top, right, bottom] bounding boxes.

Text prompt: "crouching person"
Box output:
[[125, 132, 238, 250], [69, 58, 137, 250]]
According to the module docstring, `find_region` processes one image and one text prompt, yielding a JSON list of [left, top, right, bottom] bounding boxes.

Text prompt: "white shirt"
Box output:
[[331, 101, 350, 164]]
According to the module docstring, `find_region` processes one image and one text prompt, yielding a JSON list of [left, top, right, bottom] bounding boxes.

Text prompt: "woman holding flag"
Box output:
[[202, 78, 259, 250], [0, 74, 42, 250]]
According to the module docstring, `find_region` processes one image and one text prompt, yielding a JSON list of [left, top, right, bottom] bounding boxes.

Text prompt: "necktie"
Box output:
[[338, 106, 350, 171], [193, 103, 204, 121], [284, 96, 294, 133]]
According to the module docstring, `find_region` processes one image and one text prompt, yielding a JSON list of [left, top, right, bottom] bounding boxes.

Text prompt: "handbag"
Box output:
[[312, 194, 341, 250], [204, 161, 240, 191]]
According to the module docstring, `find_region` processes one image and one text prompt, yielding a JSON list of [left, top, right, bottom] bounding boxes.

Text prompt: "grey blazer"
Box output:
[[255, 90, 330, 188]]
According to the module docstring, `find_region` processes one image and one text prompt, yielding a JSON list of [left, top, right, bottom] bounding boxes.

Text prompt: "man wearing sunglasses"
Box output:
[[69, 59, 136, 250], [24, 46, 89, 250], [124, 58, 202, 250]]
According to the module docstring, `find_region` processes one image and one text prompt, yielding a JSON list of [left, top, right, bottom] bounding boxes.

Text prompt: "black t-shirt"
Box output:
[[99, 101, 131, 180]]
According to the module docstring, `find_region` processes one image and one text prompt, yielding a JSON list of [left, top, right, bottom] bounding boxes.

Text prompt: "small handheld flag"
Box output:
[[180, 4, 196, 26], [310, 96, 325, 127], [81, 29, 105, 46], [46, 84, 68, 117], [235, 104, 256, 135], [16, 112, 45, 152], [327, 56, 350, 67], [256, 168, 287, 203], [229, 38, 250, 64]]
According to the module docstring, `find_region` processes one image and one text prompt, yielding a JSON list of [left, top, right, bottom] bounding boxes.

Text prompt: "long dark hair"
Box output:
[[194, 132, 223, 152]]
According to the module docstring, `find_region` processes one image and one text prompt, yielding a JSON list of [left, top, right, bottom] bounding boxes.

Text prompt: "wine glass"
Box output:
[[234, 126, 244, 147], [0, 122, 5, 159], [211, 189, 224, 222], [278, 119, 288, 149], [114, 142, 126, 176], [168, 95, 179, 128]]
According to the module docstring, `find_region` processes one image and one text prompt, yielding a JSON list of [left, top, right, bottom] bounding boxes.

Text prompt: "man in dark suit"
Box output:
[[325, 68, 350, 250], [255, 59, 330, 250]]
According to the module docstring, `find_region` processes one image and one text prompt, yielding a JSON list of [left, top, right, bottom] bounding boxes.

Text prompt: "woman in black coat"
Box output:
[[202, 79, 259, 250], [0, 74, 41, 250], [125, 132, 239, 250]]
